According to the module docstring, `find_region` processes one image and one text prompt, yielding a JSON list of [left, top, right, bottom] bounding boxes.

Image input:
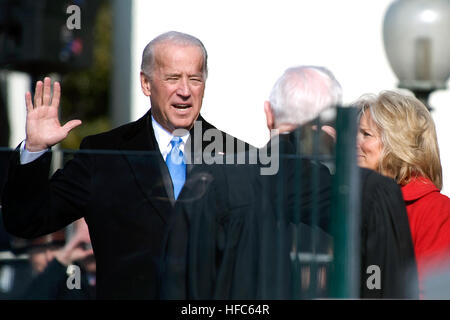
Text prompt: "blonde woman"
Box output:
[[356, 91, 450, 293]]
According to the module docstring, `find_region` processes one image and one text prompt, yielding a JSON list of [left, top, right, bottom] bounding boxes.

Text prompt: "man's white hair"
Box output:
[[269, 66, 342, 126]]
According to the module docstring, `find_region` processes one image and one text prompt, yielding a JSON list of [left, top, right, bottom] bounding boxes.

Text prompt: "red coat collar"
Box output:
[[401, 177, 439, 201]]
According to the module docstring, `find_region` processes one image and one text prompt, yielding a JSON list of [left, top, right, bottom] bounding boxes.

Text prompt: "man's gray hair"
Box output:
[[269, 66, 342, 126], [141, 31, 208, 79]]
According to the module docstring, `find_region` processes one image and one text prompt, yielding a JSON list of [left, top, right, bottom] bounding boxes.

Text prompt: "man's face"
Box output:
[[141, 43, 206, 133]]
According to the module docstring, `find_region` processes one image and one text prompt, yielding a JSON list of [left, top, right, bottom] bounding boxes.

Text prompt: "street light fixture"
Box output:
[[383, 0, 450, 110]]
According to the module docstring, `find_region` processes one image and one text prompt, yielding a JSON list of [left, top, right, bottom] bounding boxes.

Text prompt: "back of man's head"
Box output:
[[269, 66, 342, 128]]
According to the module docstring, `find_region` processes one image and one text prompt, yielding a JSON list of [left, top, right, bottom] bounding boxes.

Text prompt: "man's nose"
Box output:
[[176, 78, 191, 97]]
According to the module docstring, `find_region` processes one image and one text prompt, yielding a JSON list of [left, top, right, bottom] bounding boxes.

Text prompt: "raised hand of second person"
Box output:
[[25, 77, 82, 152]]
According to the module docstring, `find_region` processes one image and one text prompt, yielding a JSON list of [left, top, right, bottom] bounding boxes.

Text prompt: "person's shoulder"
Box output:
[[359, 167, 398, 191], [405, 178, 450, 209], [359, 167, 405, 211], [197, 115, 252, 152], [422, 188, 450, 213], [437, 192, 450, 208], [80, 113, 148, 150], [428, 187, 450, 202]]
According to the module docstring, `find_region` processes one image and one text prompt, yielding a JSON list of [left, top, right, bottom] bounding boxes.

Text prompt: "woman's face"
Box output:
[[357, 112, 383, 171]]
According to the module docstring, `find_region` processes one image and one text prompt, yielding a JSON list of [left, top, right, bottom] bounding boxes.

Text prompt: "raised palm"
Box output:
[[25, 77, 81, 152]]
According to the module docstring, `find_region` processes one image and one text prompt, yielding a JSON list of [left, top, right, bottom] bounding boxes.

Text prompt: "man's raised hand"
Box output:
[[25, 77, 82, 152]]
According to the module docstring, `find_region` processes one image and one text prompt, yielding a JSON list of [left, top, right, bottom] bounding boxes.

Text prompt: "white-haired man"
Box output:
[[264, 65, 341, 133]]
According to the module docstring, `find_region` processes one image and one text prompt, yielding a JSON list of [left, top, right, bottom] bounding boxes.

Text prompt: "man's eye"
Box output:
[[165, 75, 180, 81], [190, 78, 203, 83]]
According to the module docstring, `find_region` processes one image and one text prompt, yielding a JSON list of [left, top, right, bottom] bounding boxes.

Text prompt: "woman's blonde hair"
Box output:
[[356, 90, 442, 189]]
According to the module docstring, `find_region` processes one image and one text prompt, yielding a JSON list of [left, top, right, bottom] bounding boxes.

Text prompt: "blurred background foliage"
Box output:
[[59, 0, 111, 150]]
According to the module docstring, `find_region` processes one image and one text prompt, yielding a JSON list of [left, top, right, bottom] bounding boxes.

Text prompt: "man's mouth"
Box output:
[[172, 104, 191, 109]]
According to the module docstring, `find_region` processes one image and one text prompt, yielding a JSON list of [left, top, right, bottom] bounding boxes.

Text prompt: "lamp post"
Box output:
[[383, 0, 450, 111]]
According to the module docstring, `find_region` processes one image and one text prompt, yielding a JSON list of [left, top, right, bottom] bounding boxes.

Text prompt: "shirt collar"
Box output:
[[151, 114, 190, 159], [401, 176, 439, 201]]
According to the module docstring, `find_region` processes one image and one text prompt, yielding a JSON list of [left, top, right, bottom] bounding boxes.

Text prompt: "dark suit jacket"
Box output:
[[161, 130, 418, 299], [1, 111, 243, 299]]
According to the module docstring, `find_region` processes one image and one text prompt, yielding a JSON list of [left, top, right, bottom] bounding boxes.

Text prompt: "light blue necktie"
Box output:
[[166, 136, 186, 200]]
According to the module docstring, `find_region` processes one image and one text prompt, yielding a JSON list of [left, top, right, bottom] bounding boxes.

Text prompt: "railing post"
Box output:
[[330, 106, 361, 298]]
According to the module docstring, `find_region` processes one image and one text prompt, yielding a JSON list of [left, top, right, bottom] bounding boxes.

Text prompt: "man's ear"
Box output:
[[140, 72, 151, 97], [264, 101, 275, 130]]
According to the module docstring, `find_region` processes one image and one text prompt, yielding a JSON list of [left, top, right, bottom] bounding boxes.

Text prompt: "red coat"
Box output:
[[401, 177, 450, 291]]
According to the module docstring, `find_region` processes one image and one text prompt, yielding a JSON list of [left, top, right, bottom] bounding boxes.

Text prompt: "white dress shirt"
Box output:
[[19, 141, 46, 165], [151, 115, 189, 161]]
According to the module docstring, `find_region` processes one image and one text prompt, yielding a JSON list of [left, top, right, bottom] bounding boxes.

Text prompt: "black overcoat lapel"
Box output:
[[120, 112, 174, 223]]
